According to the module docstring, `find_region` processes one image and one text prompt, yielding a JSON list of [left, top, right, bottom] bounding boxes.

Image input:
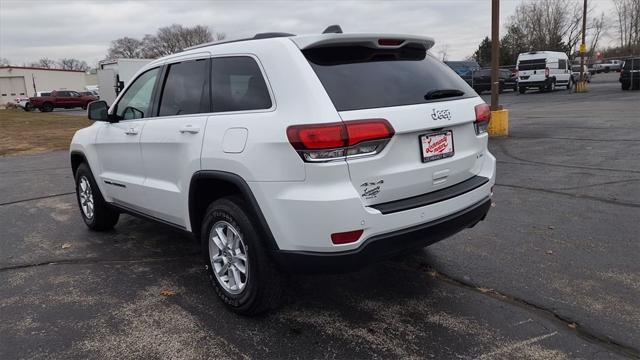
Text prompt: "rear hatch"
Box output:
[[301, 41, 487, 206], [517, 58, 547, 82]]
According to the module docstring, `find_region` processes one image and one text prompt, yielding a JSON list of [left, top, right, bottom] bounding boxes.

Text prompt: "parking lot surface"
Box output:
[[1, 73, 638, 359]]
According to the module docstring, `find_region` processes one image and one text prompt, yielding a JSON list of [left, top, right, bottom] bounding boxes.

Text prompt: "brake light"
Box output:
[[545, 67, 550, 77], [474, 103, 491, 135], [378, 39, 404, 46], [287, 119, 395, 162], [331, 229, 363, 244]]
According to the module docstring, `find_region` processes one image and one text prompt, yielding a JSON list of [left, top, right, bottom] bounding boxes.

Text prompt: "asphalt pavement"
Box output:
[[0, 72, 638, 359]]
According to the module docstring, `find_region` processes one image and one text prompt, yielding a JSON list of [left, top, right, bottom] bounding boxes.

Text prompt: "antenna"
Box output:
[[322, 25, 343, 34]]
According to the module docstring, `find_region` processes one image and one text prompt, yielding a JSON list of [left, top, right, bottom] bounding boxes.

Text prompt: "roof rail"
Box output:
[[253, 32, 295, 39], [322, 25, 343, 34]]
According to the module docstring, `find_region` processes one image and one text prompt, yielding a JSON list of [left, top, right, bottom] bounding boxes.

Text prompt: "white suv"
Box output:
[[71, 29, 496, 314]]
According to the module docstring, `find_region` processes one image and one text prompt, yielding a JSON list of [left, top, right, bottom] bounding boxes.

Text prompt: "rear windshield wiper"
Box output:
[[424, 89, 465, 100]]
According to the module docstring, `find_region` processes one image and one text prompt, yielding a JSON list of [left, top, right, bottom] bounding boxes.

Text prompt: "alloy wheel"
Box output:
[[78, 176, 94, 219], [209, 221, 249, 294]]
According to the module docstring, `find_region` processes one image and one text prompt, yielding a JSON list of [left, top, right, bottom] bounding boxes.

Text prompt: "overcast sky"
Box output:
[[0, 0, 617, 66]]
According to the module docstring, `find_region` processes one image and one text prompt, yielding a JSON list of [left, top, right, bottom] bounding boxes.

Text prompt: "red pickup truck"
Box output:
[[29, 90, 98, 112]]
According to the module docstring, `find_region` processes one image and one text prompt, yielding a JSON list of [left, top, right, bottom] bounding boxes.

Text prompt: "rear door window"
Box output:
[[558, 59, 567, 70], [211, 56, 272, 112], [518, 58, 546, 71], [304, 46, 472, 111], [158, 59, 210, 117], [624, 59, 640, 70]]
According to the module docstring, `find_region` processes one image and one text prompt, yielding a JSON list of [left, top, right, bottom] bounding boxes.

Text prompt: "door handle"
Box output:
[[125, 127, 139, 135], [179, 125, 200, 134]]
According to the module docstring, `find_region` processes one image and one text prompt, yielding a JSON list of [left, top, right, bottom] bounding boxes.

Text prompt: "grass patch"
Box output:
[[0, 109, 91, 156]]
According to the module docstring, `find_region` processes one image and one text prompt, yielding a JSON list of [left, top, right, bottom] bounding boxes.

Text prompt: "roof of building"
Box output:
[[0, 66, 86, 73]]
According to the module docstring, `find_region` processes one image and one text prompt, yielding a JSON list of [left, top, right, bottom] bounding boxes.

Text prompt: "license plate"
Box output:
[[420, 131, 454, 162]]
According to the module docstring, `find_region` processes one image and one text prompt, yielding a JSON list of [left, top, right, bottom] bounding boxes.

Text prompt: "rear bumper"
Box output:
[[519, 80, 549, 88], [271, 197, 491, 273]]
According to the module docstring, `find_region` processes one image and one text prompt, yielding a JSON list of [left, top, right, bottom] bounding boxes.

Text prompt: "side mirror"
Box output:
[[87, 100, 114, 122]]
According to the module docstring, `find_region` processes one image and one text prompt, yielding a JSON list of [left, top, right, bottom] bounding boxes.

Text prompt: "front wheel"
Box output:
[[202, 196, 283, 315], [622, 82, 630, 90], [519, 86, 527, 94], [41, 102, 54, 112], [566, 79, 573, 90], [75, 163, 119, 230]]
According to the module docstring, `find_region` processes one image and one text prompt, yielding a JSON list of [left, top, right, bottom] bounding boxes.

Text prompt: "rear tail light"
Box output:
[[331, 229, 363, 244], [545, 67, 550, 77], [474, 103, 491, 135], [287, 119, 394, 162]]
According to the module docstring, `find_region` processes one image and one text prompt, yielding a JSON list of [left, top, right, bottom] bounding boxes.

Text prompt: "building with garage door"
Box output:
[[0, 66, 88, 105]]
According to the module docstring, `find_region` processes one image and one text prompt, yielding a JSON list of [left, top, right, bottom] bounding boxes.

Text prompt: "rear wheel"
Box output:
[[24, 103, 34, 112], [41, 102, 54, 112], [74, 163, 119, 230], [202, 196, 283, 315], [622, 82, 630, 90]]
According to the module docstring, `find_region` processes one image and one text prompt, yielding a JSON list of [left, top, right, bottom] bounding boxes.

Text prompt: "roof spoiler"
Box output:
[[291, 33, 435, 51]]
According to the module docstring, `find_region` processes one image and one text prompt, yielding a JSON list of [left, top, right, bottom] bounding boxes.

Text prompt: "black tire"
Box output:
[[41, 102, 54, 112], [518, 86, 527, 94], [81, 104, 87, 110], [74, 163, 119, 231], [24, 103, 34, 112], [622, 82, 630, 90], [201, 196, 283, 315], [566, 79, 572, 90]]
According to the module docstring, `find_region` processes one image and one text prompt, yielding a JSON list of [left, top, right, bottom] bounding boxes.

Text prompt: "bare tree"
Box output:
[[59, 58, 89, 71], [437, 44, 450, 62], [613, 0, 640, 51], [588, 13, 606, 58], [142, 24, 220, 58], [107, 37, 145, 59], [29, 57, 57, 69]]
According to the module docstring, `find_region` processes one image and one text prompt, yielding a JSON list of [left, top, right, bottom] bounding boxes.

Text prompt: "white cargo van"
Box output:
[[516, 51, 572, 93]]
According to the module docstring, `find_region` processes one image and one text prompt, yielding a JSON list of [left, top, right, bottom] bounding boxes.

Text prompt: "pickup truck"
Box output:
[[472, 68, 517, 94], [29, 90, 98, 112]]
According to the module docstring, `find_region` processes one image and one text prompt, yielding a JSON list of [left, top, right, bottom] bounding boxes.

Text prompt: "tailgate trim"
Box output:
[[369, 175, 489, 214]]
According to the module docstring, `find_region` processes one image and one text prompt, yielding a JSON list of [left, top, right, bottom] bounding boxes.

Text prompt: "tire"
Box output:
[[566, 79, 572, 90], [622, 82, 630, 90], [519, 86, 527, 94], [547, 80, 556, 92], [201, 196, 283, 315], [41, 102, 54, 112], [24, 103, 33, 112], [74, 163, 119, 231], [81, 104, 87, 110]]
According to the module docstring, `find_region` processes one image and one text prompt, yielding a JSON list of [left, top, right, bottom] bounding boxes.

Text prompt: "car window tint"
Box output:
[[211, 57, 272, 112], [518, 58, 546, 70], [158, 59, 209, 117], [115, 67, 160, 120], [304, 46, 472, 111]]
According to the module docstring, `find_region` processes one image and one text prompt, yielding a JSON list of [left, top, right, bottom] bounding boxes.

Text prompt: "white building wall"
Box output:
[[0, 67, 86, 105]]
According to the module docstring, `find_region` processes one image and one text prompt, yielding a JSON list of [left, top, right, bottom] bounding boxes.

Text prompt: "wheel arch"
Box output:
[[70, 150, 88, 176], [188, 171, 279, 251]]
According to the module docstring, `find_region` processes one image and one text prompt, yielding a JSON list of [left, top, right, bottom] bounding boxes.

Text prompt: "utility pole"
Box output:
[[578, 0, 588, 92], [490, 0, 500, 110]]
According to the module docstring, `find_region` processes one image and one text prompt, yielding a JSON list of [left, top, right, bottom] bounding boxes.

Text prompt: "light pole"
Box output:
[[578, 0, 588, 92], [490, 0, 500, 111]]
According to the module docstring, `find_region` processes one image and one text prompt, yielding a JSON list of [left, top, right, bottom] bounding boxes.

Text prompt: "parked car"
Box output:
[[620, 57, 640, 90], [472, 68, 517, 94], [29, 90, 98, 112], [12, 96, 32, 111], [571, 64, 591, 83], [516, 51, 572, 93], [595, 60, 622, 73], [444, 60, 481, 87], [72, 29, 495, 315]]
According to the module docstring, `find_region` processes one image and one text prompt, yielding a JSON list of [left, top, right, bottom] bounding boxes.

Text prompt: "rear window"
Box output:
[[518, 58, 546, 71], [304, 46, 473, 111], [623, 59, 640, 70]]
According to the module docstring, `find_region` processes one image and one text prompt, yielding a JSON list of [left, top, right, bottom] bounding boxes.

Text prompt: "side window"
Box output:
[[158, 59, 209, 117], [211, 56, 272, 112], [115, 67, 160, 120], [558, 59, 567, 70], [57, 91, 69, 97]]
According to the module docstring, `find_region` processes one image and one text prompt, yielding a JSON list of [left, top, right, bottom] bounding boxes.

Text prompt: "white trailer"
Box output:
[[97, 58, 152, 105]]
